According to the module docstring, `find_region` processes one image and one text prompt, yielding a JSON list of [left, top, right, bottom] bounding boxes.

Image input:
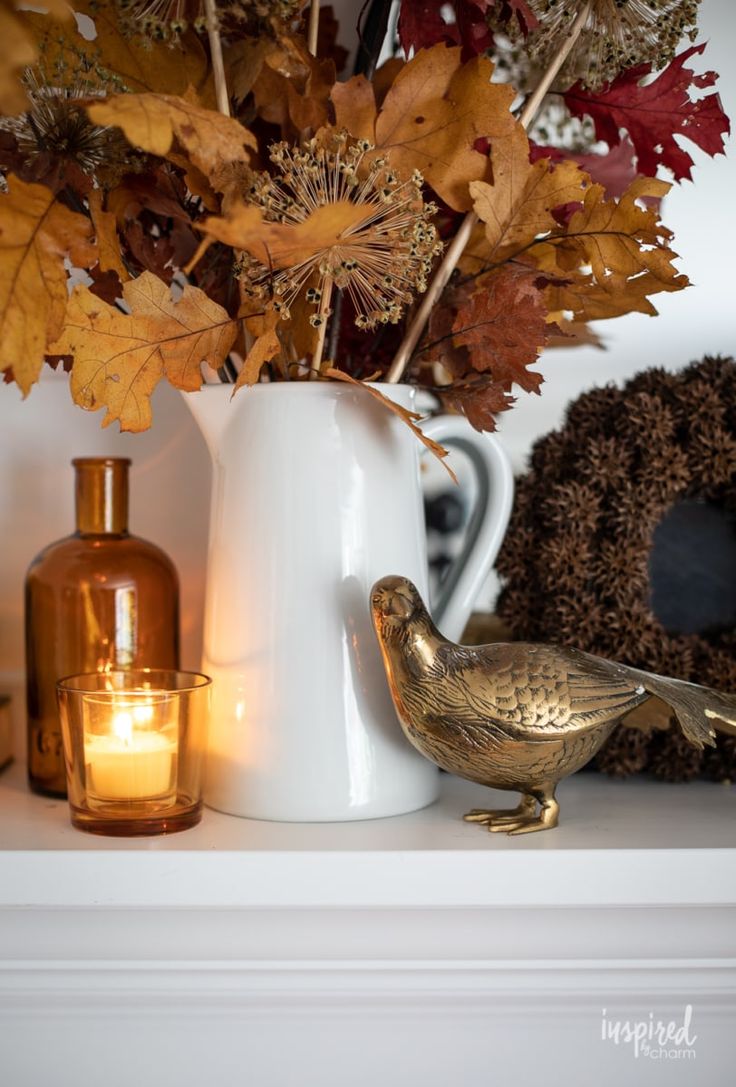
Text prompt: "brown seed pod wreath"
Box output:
[[496, 355, 736, 783]]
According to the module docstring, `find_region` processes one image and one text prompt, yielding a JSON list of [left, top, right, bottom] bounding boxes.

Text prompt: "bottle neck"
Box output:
[[73, 458, 130, 536]]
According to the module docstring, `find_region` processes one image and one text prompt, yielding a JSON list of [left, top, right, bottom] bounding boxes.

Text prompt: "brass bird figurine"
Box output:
[[371, 575, 736, 834]]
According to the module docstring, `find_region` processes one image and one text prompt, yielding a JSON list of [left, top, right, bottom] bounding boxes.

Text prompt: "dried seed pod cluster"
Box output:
[[239, 132, 443, 331], [497, 355, 736, 783]]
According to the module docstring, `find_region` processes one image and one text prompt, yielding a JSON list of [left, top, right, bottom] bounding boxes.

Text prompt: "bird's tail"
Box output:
[[631, 669, 736, 749]]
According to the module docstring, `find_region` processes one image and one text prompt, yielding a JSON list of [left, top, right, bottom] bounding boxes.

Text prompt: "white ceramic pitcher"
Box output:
[[184, 382, 513, 821]]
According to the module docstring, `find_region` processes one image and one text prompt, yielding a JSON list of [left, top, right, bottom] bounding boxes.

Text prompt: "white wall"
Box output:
[[0, 0, 734, 738]]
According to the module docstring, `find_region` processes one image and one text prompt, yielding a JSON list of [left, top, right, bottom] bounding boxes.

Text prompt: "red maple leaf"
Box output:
[[398, 1, 496, 57], [452, 267, 548, 393], [564, 44, 731, 182]]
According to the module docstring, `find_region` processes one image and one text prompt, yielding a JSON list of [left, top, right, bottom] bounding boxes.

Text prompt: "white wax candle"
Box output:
[[85, 702, 176, 801]]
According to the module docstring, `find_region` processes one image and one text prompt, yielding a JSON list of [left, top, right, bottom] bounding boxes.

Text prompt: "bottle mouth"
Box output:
[[72, 457, 132, 468]]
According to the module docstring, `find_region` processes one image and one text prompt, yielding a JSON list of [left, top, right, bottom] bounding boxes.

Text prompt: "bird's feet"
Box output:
[[463, 792, 559, 835]]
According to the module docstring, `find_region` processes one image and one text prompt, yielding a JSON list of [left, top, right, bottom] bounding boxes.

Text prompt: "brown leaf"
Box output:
[[87, 92, 256, 193], [442, 374, 515, 433], [324, 367, 456, 481], [225, 36, 277, 103], [0, 176, 96, 394], [452, 266, 549, 393], [236, 306, 281, 389], [331, 75, 376, 142], [373, 46, 515, 211], [469, 126, 589, 263], [88, 189, 129, 283], [252, 35, 335, 135], [51, 272, 238, 431]]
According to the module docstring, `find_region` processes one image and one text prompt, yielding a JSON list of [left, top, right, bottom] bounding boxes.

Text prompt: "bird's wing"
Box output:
[[430, 642, 649, 741]]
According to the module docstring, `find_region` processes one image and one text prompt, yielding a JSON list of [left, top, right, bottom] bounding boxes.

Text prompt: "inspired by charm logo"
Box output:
[[601, 1006, 697, 1060]]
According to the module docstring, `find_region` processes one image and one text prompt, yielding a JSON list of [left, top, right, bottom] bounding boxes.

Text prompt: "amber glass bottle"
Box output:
[[25, 458, 180, 796]]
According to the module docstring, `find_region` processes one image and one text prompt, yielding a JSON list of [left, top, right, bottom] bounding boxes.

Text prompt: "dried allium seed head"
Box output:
[[240, 132, 443, 332], [114, 0, 304, 40], [0, 63, 129, 181], [490, 0, 701, 91]]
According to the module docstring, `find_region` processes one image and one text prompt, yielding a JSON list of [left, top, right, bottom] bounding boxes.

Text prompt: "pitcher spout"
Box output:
[[181, 386, 235, 459]]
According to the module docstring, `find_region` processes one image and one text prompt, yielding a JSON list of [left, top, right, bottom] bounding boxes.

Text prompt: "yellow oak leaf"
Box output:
[[88, 189, 128, 283], [195, 200, 372, 270], [52, 272, 238, 431], [530, 177, 688, 318], [88, 92, 256, 193], [0, 176, 96, 394], [469, 126, 589, 263], [371, 46, 515, 212]]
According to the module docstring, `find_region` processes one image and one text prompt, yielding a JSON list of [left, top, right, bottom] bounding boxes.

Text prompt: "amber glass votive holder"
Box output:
[[57, 670, 210, 836]]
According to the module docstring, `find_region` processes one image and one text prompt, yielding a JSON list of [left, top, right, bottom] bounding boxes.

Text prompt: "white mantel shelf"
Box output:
[[1, 761, 735, 910], [2, 761, 735, 1087]]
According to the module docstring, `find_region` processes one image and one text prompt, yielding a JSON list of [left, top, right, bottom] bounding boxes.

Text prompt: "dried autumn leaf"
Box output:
[[73, 0, 212, 100], [252, 35, 335, 134], [452, 266, 548, 392], [530, 137, 639, 200], [236, 306, 281, 389], [0, 176, 96, 394], [563, 178, 682, 290], [333, 45, 515, 211], [88, 190, 128, 283], [469, 126, 589, 263], [0, 1, 37, 114], [324, 367, 456, 481], [87, 92, 256, 193], [331, 75, 376, 142], [564, 45, 730, 183], [441, 374, 515, 433], [397, 0, 498, 56], [51, 272, 238, 431], [195, 200, 373, 271]]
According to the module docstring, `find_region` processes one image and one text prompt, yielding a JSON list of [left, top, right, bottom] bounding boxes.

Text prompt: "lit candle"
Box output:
[[85, 698, 176, 801]]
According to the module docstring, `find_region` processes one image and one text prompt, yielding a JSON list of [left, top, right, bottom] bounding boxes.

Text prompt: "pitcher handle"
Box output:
[[420, 415, 514, 642]]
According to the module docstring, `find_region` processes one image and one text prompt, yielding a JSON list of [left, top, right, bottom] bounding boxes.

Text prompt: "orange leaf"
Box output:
[[0, 1, 37, 114], [371, 46, 515, 211], [331, 75, 377, 142], [51, 272, 237, 431], [88, 189, 128, 283], [235, 307, 282, 389], [0, 176, 95, 394], [324, 368, 456, 481], [530, 177, 688, 319], [469, 126, 589, 262], [88, 92, 256, 193], [74, 0, 212, 100], [195, 200, 373, 270]]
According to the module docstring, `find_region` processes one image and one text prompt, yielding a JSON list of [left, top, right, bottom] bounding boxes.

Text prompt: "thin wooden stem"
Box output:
[[204, 0, 231, 117], [307, 0, 321, 56], [386, 0, 592, 384], [311, 275, 333, 378]]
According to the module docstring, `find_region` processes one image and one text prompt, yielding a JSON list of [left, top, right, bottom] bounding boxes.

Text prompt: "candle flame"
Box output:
[[112, 711, 134, 745]]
